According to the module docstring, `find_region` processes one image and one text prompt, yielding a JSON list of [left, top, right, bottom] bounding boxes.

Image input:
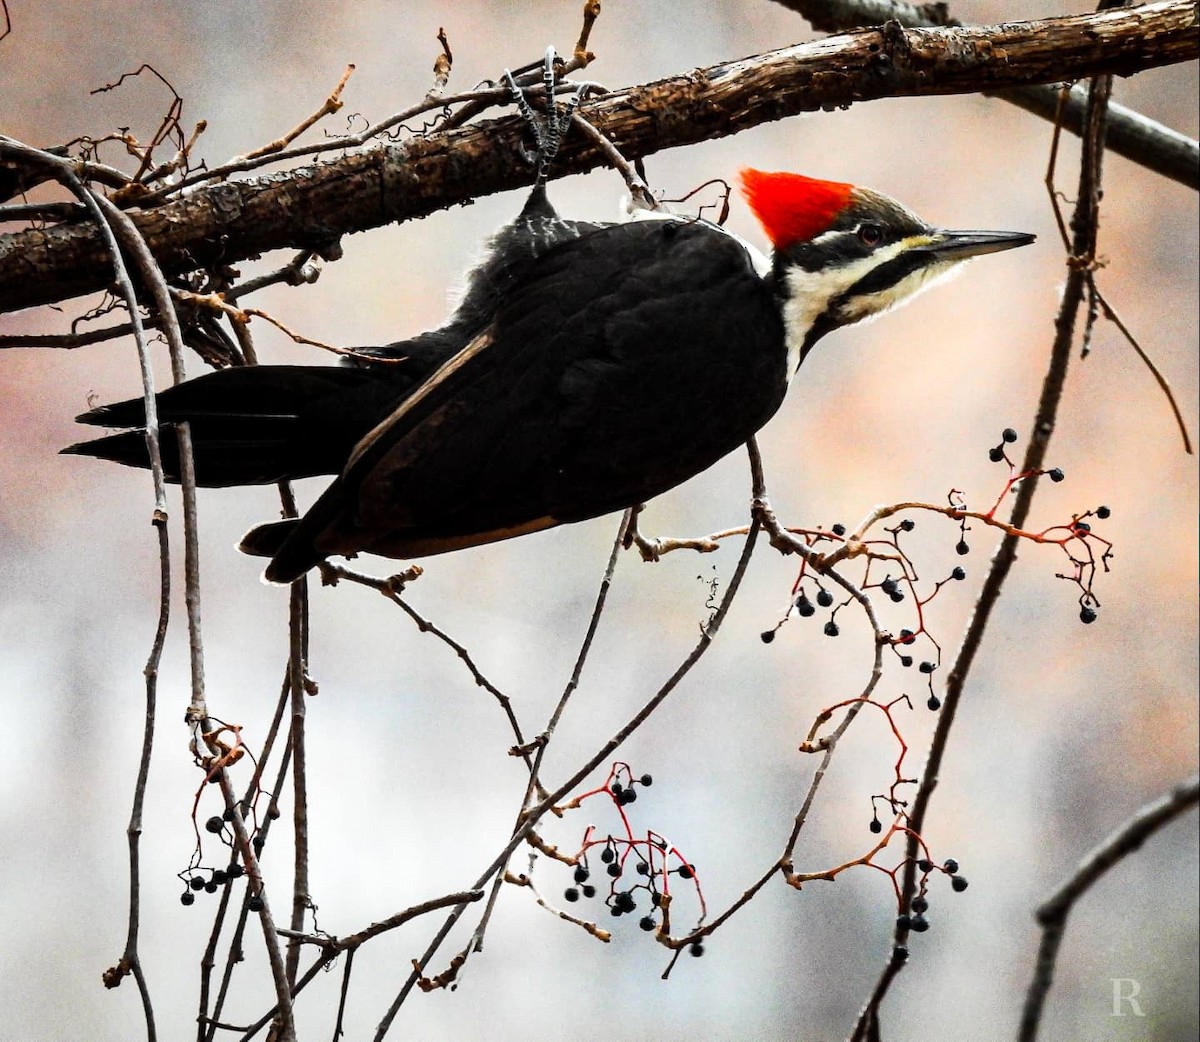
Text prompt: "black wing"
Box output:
[[262, 217, 787, 582]]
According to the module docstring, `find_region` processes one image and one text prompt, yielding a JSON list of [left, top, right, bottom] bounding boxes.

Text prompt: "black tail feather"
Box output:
[[64, 364, 422, 487]]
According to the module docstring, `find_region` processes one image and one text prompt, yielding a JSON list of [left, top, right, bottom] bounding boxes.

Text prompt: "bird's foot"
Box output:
[[503, 46, 595, 186]]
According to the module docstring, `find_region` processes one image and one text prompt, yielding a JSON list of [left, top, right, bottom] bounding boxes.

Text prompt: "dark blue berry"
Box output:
[[869, 818, 882, 834], [910, 914, 930, 932], [942, 859, 959, 874], [951, 876, 969, 892], [1048, 468, 1065, 482], [1080, 606, 1097, 625], [639, 915, 656, 932], [564, 887, 580, 902], [1096, 505, 1111, 519], [1002, 428, 1018, 443], [816, 589, 834, 608], [823, 620, 840, 638], [181, 891, 196, 906], [955, 540, 970, 556], [951, 566, 966, 581]]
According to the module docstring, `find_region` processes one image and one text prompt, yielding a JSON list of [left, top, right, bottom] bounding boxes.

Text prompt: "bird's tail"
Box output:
[[62, 364, 393, 487]]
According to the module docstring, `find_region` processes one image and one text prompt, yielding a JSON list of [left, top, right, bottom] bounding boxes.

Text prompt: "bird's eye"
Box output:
[[857, 224, 884, 246]]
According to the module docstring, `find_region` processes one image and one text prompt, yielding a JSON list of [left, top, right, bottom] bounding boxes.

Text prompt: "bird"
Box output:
[[64, 169, 1034, 584]]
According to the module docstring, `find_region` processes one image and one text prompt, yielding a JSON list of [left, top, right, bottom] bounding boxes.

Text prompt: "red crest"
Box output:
[[739, 169, 854, 249]]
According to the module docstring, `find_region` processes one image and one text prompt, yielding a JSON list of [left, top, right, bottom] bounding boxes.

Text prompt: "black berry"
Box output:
[[951, 876, 969, 892], [1002, 428, 1018, 443], [823, 620, 840, 638], [816, 589, 834, 608], [181, 892, 196, 906], [204, 816, 224, 834], [564, 887, 580, 902], [955, 540, 970, 556]]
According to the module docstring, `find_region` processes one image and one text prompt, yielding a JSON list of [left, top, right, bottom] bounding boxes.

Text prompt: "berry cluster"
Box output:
[[895, 858, 969, 935], [555, 764, 705, 947]]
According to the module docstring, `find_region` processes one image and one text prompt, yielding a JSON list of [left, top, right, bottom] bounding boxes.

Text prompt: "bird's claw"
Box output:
[[503, 46, 593, 186]]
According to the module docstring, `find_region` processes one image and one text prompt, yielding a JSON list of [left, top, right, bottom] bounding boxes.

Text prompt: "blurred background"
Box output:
[[1, 2, 1196, 1039]]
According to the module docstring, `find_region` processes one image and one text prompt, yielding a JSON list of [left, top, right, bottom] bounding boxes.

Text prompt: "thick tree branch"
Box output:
[[778, 0, 1200, 189], [0, 2, 1195, 314]]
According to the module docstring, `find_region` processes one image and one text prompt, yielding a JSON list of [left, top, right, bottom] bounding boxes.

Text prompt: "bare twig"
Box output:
[[1018, 775, 1200, 1042], [372, 439, 766, 1039], [237, 64, 355, 162], [851, 61, 1117, 1042]]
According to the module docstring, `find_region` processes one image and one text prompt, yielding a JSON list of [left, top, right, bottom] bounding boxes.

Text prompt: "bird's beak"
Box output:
[[927, 229, 1036, 259]]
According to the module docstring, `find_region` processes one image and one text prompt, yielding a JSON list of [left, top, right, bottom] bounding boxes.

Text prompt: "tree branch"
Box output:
[[777, 0, 1200, 189], [0, 2, 1194, 314]]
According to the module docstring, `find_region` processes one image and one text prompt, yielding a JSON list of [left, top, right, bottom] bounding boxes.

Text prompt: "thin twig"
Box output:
[[372, 440, 765, 1040], [1017, 774, 1199, 1041], [851, 62, 1116, 1042]]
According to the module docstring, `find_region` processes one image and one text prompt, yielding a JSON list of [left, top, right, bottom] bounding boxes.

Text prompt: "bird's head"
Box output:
[[739, 168, 1034, 366]]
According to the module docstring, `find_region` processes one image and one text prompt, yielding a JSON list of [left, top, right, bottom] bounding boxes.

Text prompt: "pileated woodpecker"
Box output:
[[65, 169, 1033, 583]]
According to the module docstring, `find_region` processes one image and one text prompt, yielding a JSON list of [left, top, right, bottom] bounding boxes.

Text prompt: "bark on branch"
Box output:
[[0, 1, 1195, 314], [776, 0, 1200, 188]]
